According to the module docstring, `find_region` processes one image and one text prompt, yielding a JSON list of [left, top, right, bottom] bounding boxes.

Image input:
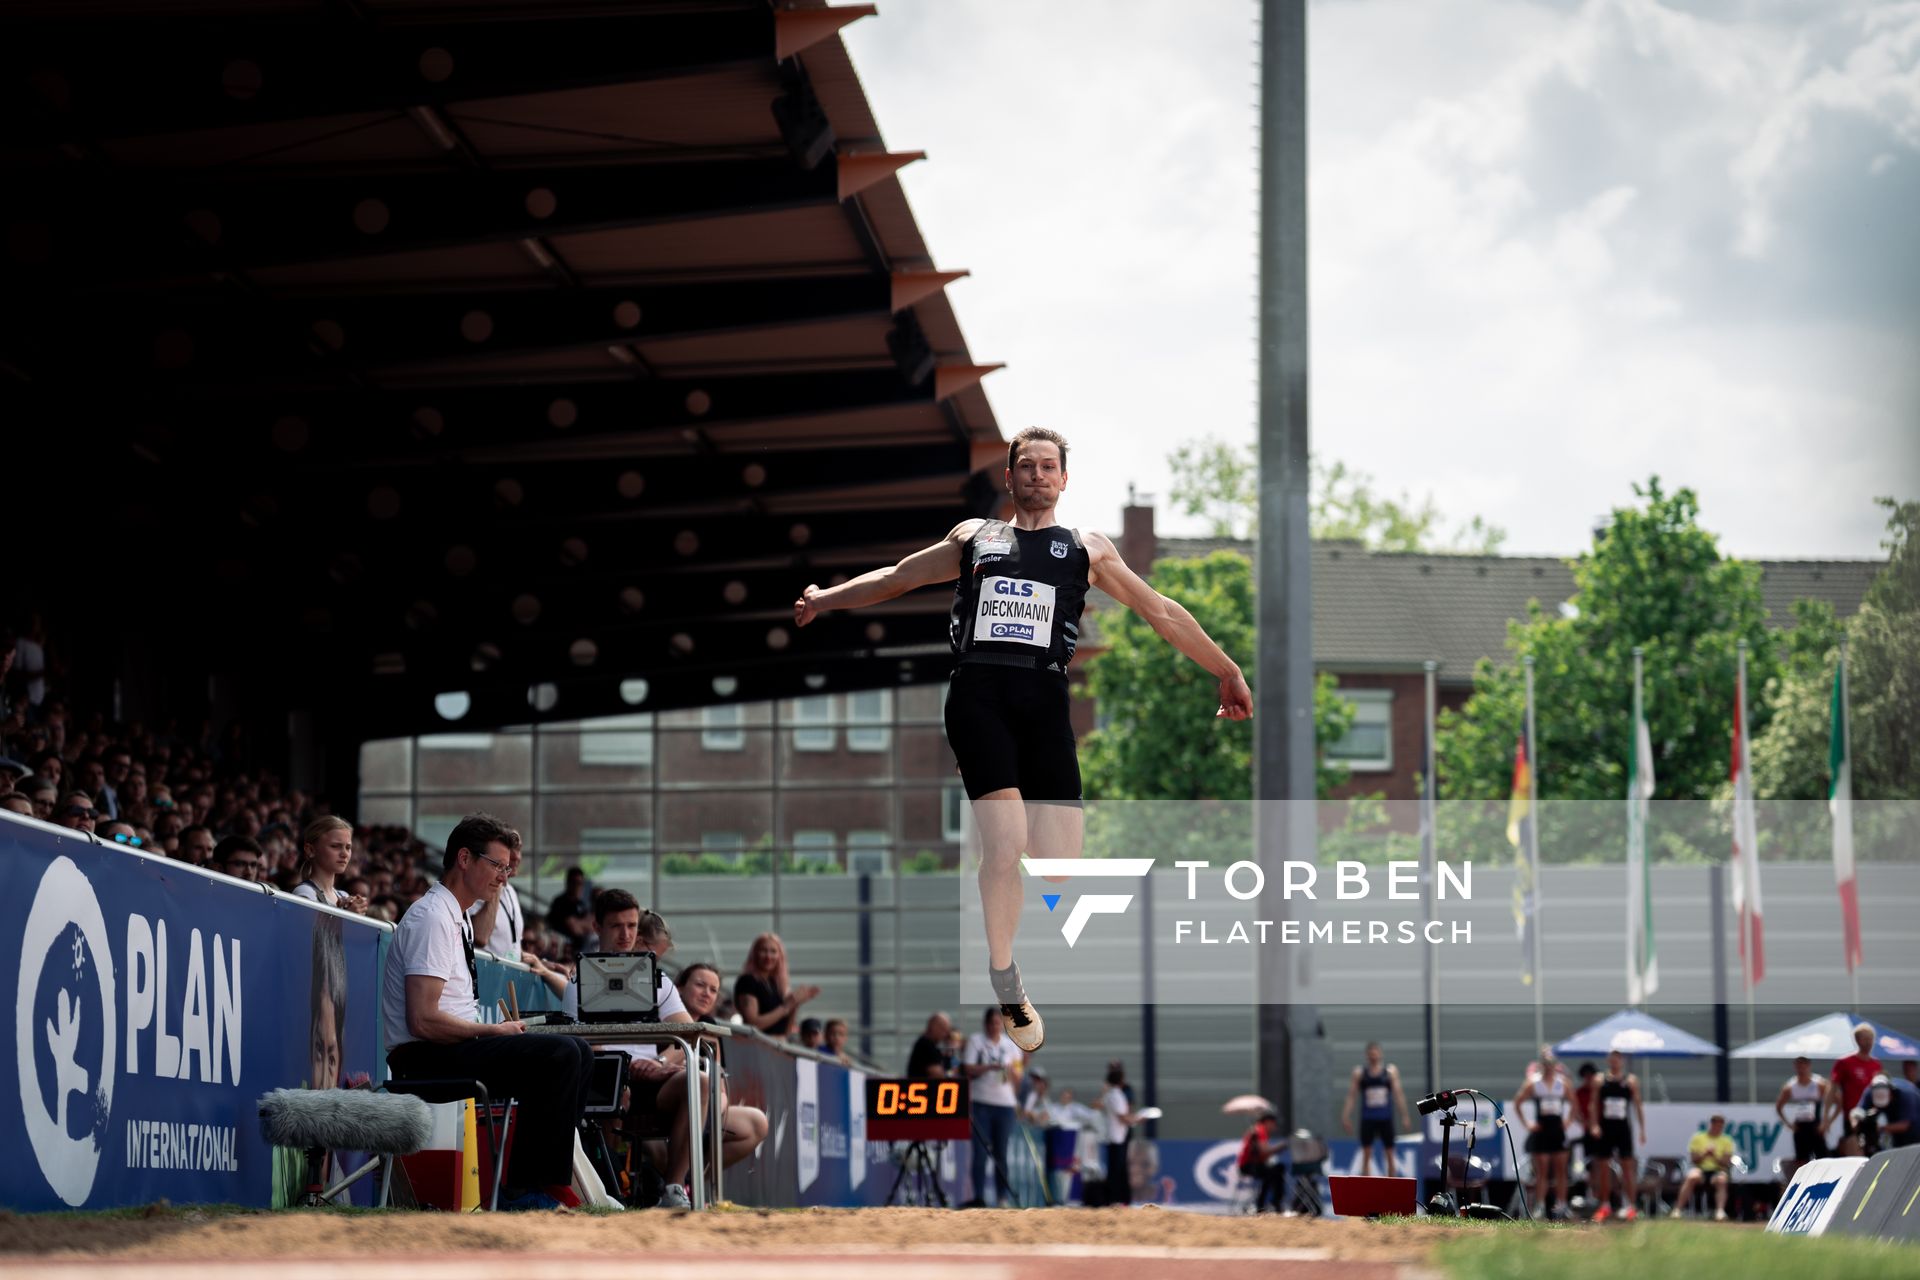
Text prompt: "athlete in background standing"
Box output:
[[794, 427, 1252, 1050], [1340, 1041, 1412, 1174]]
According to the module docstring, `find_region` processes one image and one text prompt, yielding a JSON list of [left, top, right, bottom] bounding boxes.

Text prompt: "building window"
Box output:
[[846, 689, 892, 752], [701, 704, 745, 751], [1326, 688, 1393, 772], [579, 827, 654, 880], [791, 696, 835, 752], [420, 732, 493, 751], [578, 713, 654, 767], [847, 829, 890, 877], [791, 828, 837, 868], [700, 831, 745, 866]]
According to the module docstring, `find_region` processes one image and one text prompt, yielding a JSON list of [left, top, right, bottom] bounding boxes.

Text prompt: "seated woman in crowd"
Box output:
[[675, 961, 771, 1171], [291, 815, 369, 914], [733, 932, 819, 1038]]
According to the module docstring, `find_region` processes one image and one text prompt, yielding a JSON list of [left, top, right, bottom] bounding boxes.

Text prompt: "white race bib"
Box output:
[[1785, 1101, 1816, 1124], [1536, 1096, 1565, 1118], [1602, 1097, 1629, 1121], [974, 577, 1056, 649], [1364, 1087, 1390, 1109]]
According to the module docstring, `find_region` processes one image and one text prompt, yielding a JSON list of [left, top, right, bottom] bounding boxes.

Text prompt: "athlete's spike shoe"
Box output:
[[1000, 997, 1045, 1053]]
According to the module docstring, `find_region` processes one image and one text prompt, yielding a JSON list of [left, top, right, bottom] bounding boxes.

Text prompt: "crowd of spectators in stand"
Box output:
[[2, 622, 871, 1067]]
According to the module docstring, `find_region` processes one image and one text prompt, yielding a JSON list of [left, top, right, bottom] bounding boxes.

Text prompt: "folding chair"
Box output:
[[382, 1078, 515, 1211], [1286, 1132, 1330, 1216]]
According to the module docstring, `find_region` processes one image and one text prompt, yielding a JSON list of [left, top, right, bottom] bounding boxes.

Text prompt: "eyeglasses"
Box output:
[[471, 848, 510, 874], [111, 832, 145, 848]]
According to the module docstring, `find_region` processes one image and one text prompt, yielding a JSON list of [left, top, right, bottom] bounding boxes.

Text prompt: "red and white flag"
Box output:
[[1830, 650, 1862, 972], [1730, 650, 1765, 987]]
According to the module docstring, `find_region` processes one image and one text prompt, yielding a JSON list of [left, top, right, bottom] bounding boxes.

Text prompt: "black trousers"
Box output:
[[1105, 1140, 1131, 1206], [389, 1033, 594, 1190]]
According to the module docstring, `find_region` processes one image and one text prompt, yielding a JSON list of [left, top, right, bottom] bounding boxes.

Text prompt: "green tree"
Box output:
[[1165, 438, 1506, 553], [1077, 550, 1354, 800], [1436, 478, 1779, 805], [1751, 499, 1919, 800]]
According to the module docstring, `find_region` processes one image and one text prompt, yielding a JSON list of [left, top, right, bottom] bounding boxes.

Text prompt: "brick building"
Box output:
[[1093, 500, 1883, 804]]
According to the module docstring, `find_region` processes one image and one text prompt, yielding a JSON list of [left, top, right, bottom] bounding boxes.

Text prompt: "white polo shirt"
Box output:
[[383, 882, 478, 1050]]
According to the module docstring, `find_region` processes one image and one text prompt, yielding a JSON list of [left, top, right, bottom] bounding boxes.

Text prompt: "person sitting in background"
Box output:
[[1, 791, 31, 816], [1237, 1110, 1287, 1214], [1672, 1114, 1735, 1221], [174, 823, 215, 867], [292, 816, 368, 914], [907, 1012, 953, 1078], [1850, 1073, 1912, 1155], [212, 834, 266, 883], [675, 962, 727, 1026], [470, 829, 527, 960], [568, 889, 701, 1210], [733, 932, 818, 1037], [544, 865, 596, 956], [797, 1018, 824, 1051], [57, 791, 95, 833], [383, 813, 593, 1212], [823, 1018, 853, 1064]]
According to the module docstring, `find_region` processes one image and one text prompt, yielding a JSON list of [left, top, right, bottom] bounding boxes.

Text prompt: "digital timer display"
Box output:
[[865, 1076, 972, 1141]]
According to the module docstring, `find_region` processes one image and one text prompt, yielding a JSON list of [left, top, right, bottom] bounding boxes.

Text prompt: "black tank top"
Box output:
[[1598, 1077, 1633, 1129], [949, 520, 1090, 673]]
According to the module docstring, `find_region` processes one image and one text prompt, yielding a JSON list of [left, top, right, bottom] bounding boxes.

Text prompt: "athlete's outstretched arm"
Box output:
[[794, 519, 981, 626], [1084, 531, 1253, 719]]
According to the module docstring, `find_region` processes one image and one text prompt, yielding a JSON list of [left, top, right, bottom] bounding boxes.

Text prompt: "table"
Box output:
[[528, 1019, 737, 1209]]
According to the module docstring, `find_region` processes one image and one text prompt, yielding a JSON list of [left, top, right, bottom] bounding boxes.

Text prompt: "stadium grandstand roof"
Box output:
[[4, 0, 1005, 742]]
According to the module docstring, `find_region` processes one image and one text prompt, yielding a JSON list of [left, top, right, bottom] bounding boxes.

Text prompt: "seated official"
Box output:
[[1238, 1110, 1287, 1214], [907, 1012, 954, 1079], [1671, 1114, 1735, 1220], [382, 813, 594, 1211]]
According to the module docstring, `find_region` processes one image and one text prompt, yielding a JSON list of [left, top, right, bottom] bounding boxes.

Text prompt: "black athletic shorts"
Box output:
[[1358, 1117, 1395, 1151], [1793, 1120, 1829, 1162], [1529, 1117, 1566, 1155], [944, 662, 1082, 802], [1587, 1124, 1634, 1161]]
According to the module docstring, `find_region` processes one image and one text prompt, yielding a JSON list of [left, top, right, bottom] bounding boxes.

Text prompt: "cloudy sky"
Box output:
[[843, 0, 1920, 559]]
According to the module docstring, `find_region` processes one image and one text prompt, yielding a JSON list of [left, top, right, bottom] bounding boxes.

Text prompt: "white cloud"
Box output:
[[845, 0, 1920, 560]]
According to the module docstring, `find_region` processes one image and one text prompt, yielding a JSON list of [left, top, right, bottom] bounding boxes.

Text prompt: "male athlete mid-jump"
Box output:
[[793, 426, 1252, 1050]]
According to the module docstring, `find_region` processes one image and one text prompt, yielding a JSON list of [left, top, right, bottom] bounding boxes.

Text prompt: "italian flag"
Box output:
[[1830, 655, 1862, 973]]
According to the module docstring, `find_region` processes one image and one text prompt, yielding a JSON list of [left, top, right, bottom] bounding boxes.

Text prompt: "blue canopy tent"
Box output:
[[1553, 1010, 1723, 1058], [1732, 1013, 1920, 1060]]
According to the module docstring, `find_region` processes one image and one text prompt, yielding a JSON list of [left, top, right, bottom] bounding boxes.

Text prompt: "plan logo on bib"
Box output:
[[1020, 857, 1154, 946], [16, 857, 118, 1207]]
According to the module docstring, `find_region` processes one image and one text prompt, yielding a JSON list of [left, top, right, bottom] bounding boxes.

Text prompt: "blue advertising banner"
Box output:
[[2, 818, 387, 1210]]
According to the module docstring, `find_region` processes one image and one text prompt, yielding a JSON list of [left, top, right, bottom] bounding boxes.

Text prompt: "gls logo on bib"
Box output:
[[974, 577, 1055, 648], [17, 857, 118, 1206]]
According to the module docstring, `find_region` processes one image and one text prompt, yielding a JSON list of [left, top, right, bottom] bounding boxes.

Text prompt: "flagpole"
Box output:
[[1525, 654, 1543, 1051], [1842, 633, 1858, 1013], [1631, 646, 1643, 1009], [1738, 639, 1756, 1104], [1424, 659, 1440, 1096]]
